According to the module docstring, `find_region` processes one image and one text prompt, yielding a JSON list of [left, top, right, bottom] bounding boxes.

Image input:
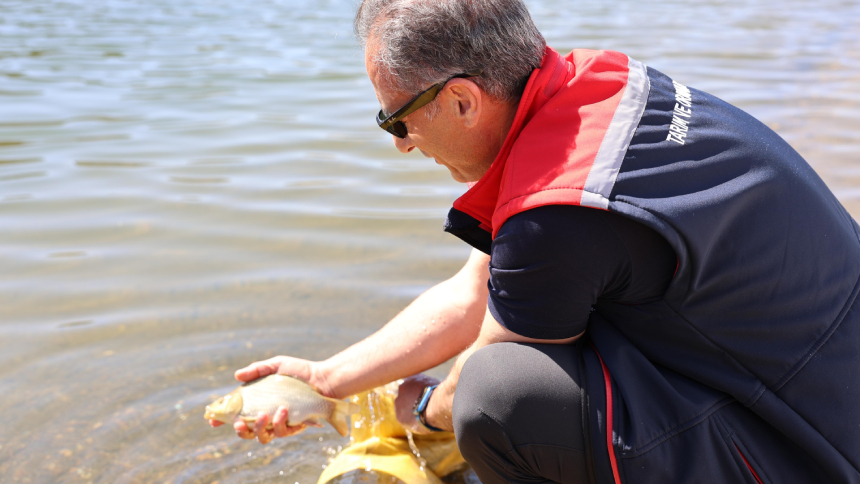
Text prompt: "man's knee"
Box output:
[[452, 344, 523, 480], [454, 342, 515, 430], [453, 342, 585, 448]]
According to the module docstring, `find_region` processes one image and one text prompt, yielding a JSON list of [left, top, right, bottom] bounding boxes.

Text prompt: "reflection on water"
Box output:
[[1, 0, 859, 482]]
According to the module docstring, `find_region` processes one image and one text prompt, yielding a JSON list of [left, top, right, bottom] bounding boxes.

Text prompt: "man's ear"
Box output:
[[444, 80, 482, 128]]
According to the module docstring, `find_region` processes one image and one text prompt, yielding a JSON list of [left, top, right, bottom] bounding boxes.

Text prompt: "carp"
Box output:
[[204, 374, 360, 437]]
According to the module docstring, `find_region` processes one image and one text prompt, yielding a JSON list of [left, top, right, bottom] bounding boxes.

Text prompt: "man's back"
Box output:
[[449, 47, 860, 483]]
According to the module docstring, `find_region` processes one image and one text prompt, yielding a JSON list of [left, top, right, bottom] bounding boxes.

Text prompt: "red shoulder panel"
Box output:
[[452, 48, 632, 237]]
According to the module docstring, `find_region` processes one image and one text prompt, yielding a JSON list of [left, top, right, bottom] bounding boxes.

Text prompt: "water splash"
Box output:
[[404, 429, 428, 475], [320, 380, 467, 483], [366, 390, 377, 429]]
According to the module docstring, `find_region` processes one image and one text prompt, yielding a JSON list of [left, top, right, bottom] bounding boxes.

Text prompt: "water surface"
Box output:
[[1, 0, 859, 482]]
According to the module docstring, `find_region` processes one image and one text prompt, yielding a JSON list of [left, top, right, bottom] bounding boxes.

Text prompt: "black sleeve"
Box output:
[[487, 205, 676, 340]]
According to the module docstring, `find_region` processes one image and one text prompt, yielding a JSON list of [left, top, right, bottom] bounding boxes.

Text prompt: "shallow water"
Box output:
[[1, 0, 859, 482]]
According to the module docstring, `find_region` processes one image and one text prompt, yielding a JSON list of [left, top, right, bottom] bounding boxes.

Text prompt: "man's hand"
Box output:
[[233, 355, 334, 396], [403, 309, 585, 437], [208, 355, 331, 444], [210, 250, 492, 443], [226, 408, 309, 444], [394, 374, 442, 434]]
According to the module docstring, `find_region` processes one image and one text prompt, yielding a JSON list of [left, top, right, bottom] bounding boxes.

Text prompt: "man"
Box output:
[[212, 0, 860, 482]]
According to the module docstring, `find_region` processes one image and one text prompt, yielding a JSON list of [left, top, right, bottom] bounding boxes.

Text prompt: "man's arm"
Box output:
[[222, 249, 490, 443], [314, 248, 490, 398], [406, 306, 583, 433]]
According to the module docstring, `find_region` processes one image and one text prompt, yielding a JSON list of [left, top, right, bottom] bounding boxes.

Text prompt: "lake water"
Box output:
[[1, 0, 859, 482]]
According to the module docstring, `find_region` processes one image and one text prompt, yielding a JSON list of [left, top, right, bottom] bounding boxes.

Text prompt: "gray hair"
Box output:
[[355, 0, 546, 110]]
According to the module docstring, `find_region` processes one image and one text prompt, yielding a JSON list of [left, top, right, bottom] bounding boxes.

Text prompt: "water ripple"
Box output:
[[0, 0, 858, 482]]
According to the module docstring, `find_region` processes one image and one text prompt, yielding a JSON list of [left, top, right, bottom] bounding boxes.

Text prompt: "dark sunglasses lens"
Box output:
[[388, 121, 408, 139]]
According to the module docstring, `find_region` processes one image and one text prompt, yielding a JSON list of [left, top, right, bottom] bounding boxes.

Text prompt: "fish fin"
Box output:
[[327, 399, 361, 437], [304, 418, 324, 428]]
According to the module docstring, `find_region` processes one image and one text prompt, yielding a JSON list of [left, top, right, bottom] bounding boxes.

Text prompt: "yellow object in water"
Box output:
[[318, 382, 467, 484]]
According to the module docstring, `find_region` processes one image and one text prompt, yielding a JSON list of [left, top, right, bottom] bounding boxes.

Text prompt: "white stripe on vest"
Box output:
[[581, 57, 651, 209]]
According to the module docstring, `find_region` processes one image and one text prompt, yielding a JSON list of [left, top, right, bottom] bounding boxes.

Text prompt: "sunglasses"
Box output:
[[375, 68, 484, 138]]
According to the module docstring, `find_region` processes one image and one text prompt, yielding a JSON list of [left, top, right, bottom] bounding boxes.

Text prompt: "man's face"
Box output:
[[364, 43, 487, 183]]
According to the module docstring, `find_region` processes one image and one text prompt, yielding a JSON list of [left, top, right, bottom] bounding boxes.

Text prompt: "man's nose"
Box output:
[[393, 134, 415, 153]]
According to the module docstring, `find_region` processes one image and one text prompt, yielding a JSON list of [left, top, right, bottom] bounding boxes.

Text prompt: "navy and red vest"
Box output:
[[445, 47, 860, 483]]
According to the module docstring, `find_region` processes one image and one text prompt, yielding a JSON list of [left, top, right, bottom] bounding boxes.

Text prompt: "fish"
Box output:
[[204, 374, 360, 437]]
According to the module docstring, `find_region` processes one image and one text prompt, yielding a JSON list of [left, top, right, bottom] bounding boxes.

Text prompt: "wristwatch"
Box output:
[[412, 384, 445, 432]]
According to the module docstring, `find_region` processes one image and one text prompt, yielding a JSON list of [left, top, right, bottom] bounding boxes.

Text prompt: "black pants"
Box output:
[[453, 342, 591, 484]]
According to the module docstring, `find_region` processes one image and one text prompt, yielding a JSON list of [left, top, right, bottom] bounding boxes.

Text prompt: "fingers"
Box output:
[[270, 406, 307, 438], [229, 410, 306, 444], [233, 420, 255, 440], [234, 357, 283, 382], [254, 412, 276, 444], [272, 407, 289, 438]]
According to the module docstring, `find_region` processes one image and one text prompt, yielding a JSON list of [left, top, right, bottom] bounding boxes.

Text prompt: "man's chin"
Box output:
[[439, 161, 479, 183], [447, 168, 471, 184]]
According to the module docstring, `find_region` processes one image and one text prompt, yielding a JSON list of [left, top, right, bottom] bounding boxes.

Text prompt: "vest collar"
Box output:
[[451, 46, 573, 234], [450, 47, 635, 239]]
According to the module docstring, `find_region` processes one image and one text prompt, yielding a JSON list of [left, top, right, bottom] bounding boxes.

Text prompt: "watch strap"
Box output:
[[413, 384, 445, 432]]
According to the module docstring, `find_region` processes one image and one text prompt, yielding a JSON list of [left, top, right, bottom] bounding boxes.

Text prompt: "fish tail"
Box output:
[[328, 399, 361, 437]]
